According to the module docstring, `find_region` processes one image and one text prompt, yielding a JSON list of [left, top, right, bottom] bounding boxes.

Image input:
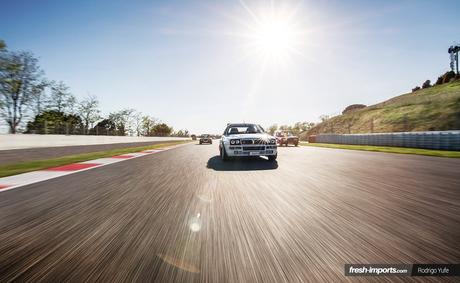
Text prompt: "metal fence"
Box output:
[[314, 131, 460, 151]]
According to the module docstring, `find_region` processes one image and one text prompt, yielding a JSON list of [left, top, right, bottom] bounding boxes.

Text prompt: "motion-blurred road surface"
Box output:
[[1, 143, 459, 282]]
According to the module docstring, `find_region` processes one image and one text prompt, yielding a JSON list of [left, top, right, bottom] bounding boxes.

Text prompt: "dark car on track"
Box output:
[[275, 131, 299, 146], [199, 134, 213, 144]]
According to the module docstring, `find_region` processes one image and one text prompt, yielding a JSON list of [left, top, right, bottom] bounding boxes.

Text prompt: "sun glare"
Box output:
[[252, 16, 297, 61], [237, 1, 306, 65]]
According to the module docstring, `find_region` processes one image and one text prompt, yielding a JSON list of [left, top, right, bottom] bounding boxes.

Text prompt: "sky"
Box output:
[[1, 0, 459, 134]]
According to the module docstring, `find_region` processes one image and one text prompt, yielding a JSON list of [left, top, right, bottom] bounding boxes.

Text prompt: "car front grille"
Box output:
[[241, 139, 267, 145], [242, 146, 265, 151]]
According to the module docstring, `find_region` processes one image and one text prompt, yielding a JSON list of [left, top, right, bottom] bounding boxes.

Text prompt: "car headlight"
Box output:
[[230, 139, 240, 145], [269, 139, 276, 144]]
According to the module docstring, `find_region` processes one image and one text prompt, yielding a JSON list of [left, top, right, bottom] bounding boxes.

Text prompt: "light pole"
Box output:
[[448, 45, 460, 74]]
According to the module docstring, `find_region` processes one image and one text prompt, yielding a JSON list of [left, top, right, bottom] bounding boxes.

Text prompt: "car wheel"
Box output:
[[210, 140, 213, 144], [295, 142, 298, 147], [220, 144, 228, 161], [268, 154, 277, 161]]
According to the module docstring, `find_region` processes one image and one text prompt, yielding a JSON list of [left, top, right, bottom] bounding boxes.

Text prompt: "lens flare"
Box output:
[[252, 16, 296, 60], [237, 1, 308, 66], [189, 213, 201, 232]]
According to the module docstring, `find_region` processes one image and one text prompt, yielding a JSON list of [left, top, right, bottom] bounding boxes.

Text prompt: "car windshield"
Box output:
[[225, 124, 264, 135]]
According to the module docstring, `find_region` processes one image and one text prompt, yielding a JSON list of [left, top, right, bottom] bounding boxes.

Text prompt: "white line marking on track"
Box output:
[[0, 143, 189, 193]]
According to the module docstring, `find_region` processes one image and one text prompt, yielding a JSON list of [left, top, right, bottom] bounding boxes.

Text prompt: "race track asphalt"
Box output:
[[0, 141, 179, 166], [0, 142, 459, 282]]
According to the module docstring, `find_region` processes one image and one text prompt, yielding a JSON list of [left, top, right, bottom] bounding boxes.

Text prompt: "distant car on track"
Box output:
[[275, 131, 299, 146], [219, 123, 277, 161], [199, 134, 213, 144]]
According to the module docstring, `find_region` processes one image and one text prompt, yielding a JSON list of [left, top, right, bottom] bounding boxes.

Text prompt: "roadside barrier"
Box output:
[[311, 131, 460, 151]]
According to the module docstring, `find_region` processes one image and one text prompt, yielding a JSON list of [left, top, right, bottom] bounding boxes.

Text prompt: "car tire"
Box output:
[[210, 140, 213, 144], [295, 142, 298, 147], [268, 154, 277, 161], [220, 144, 228, 161]]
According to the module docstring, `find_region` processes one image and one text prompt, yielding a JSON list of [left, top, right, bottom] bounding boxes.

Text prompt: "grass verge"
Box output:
[[0, 140, 191, 178], [301, 142, 460, 158]]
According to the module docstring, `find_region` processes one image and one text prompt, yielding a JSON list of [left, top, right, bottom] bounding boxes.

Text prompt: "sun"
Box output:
[[238, 1, 306, 65], [251, 15, 297, 61]]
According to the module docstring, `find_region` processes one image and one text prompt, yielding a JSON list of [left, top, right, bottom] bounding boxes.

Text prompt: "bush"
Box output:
[[422, 80, 431, 89], [434, 71, 458, 86], [150, 123, 172, 136], [435, 76, 443, 85], [442, 71, 456, 84], [412, 86, 421, 92], [342, 104, 366, 115], [26, 110, 83, 134]]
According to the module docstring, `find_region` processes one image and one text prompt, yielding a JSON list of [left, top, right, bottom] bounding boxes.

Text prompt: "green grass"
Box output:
[[306, 80, 460, 136], [301, 142, 460, 158], [0, 140, 191, 178]]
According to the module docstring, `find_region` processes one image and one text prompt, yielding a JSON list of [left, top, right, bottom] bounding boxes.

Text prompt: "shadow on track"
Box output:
[[206, 156, 278, 171]]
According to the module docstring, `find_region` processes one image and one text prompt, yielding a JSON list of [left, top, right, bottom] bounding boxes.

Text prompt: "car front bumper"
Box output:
[[224, 145, 277, 157]]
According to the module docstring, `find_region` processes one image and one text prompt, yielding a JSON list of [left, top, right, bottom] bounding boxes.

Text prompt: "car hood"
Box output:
[[226, 133, 274, 140]]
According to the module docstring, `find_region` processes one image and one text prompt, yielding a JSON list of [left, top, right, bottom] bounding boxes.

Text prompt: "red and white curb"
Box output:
[[0, 143, 187, 193]]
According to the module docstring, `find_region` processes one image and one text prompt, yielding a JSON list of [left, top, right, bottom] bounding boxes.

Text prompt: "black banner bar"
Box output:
[[345, 264, 460, 277]]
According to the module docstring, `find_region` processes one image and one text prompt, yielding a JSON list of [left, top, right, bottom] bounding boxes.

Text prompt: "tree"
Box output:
[[319, 115, 330, 122], [435, 76, 443, 85], [91, 118, 116, 135], [0, 40, 7, 113], [30, 79, 50, 116], [78, 95, 101, 134], [108, 109, 134, 136], [151, 123, 172, 136], [26, 110, 82, 134], [0, 50, 43, 133], [412, 86, 421, 92], [132, 111, 144, 136], [291, 121, 315, 135], [140, 115, 157, 136], [422, 80, 431, 89], [172, 129, 189, 137], [279, 125, 290, 131], [442, 71, 456, 84], [49, 80, 76, 113], [267, 124, 278, 135]]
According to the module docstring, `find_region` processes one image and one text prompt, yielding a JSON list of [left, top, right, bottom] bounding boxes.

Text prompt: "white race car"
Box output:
[[219, 123, 277, 161]]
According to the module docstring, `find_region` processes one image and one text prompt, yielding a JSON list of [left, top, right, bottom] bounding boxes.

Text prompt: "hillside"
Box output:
[[307, 80, 460, 136]]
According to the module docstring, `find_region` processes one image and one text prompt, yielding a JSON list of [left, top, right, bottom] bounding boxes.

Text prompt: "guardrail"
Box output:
[[311, 131, 460, 151], [0, 134, 190, 150]]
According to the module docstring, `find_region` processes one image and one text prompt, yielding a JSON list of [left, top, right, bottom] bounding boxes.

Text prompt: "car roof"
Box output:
[[226, 123, 258, 127]]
